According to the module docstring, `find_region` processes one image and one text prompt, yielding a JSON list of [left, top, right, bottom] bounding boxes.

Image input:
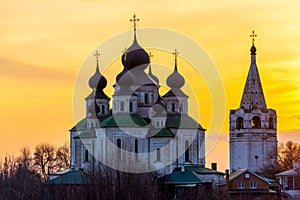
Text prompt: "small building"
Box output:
[[276, 162, 300, 199], [43, 168, 95, 200], [218, 168, 280, 200]]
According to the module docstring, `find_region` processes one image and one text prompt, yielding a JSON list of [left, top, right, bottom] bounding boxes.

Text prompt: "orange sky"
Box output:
[[1, 0, 300, 171]]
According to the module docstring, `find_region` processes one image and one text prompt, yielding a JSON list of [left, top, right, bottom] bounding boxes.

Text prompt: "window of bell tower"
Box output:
[[252, 116, 261, 128], [269, 117, 274, 129], [236, 117, 244, 130]]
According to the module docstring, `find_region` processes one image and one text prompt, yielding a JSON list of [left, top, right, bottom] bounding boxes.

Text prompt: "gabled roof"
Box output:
[[164, 169, 207, 185], [229, 168, 276, 184], [276, 167, 300, 177]]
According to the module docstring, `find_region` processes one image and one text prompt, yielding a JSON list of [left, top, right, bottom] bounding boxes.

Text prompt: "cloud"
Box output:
[[0, 58, 74, 82]]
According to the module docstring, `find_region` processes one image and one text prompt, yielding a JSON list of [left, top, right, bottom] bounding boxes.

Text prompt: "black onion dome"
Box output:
[[166, 67, 185, 89], [121, 37, 149, 70], [88, 64, 107, 90], [148, 65, 159, 85], [250, 44, 256, 55]]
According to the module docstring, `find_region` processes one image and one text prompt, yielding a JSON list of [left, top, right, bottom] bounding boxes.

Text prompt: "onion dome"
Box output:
[[148, 65, 159, 85], [88, 62, 107, 90], [166, 53, 185, 89], [121, 36, 149, 70], [121, 14, 149, 71], [116, 65, 128, 83]]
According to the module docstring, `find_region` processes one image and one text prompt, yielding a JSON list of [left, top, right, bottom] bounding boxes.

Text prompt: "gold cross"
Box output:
[[93, 50, 101, 63], [149, 51, 154, 62], [250, 30, 257, 45], [172, 49, 179, 60], [130, 14, 139, 31]]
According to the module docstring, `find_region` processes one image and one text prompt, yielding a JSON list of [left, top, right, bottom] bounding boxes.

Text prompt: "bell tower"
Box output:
[[229, 31, 277, 173]]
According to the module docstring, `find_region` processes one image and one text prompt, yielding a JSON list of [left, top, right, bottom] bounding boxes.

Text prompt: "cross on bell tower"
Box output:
[[250, 30, 257, 45]]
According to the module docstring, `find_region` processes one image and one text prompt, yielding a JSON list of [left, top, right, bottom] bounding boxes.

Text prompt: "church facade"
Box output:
[[229, 31, 278, 173], [69, 15, 206, 176]]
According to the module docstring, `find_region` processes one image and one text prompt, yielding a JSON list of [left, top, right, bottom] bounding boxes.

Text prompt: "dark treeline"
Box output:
[[0, 140, 299, 199]]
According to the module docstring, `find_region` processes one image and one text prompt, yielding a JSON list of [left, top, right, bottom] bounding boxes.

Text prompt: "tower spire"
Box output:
[[130, 14, 139, 41], [240, 31, 267, 111]]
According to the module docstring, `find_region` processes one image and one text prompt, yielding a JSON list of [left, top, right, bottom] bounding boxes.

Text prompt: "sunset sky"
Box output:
[[1, 0, 300, 171]]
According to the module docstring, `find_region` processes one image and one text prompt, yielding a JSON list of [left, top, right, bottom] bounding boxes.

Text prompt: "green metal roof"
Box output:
[[100, 114, 148, 127], [70, 118, 87, 131], [45, 169, 92, 185], [165, 170, 206, 185], [166, 114, 205, 130], [79, 129, 96, 138], [147, 128, 174, 138]]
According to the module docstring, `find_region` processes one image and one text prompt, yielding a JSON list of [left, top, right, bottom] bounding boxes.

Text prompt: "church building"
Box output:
[[229, 31, 278, 173], [69, 14, 209, 177]]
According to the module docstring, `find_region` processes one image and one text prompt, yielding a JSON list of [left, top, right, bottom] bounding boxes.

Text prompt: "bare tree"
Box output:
[[278, 140, 300, 171], [56, 142, 70, 170], [33, 143, 57, 180]]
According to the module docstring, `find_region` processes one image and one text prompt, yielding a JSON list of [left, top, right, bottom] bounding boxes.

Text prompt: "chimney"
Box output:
[[225, 169, 230, 184], [211, 163, 217, 171]]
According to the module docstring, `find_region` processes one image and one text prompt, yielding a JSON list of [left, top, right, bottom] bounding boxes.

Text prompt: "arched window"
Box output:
[[171, 103, 176, 112], [144, 93, 149, 104], [156, 148, 161, 161], [117, 139, 121, 158], [129, 102, 133, 112], [236, 117, 244, 130], [101, 105, 105, 114], [252, 116, 261, 128], [185, 140, 190, 162], [84, 149, 89, 162], [120, 102, 124, 112], [135, 139, 138, 160], [269, 117, 274, 129]]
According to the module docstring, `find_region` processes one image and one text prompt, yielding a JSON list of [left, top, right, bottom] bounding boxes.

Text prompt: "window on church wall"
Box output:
[[172, 103, 176, 112], [184, 140, 190, 162], [84, 149, 89, 162], [269, 117, 274, 129], [236, 117, 244, 130], [101, 105, 105, 114], [252, 116, 261, 128], [129, 102, 133, 112], [156, 148, 161, 161], [117, 139, 121, 159], [120, 102, 124, 112], [156, 121, 160, 128], [144, 93, 149, 104], [135, 139, 138, 160]]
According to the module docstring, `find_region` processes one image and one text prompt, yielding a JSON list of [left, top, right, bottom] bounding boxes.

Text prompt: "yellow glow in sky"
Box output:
[[1, 0, 300, 171]]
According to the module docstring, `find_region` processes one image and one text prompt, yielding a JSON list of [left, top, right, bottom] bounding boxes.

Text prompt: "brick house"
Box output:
[[218, 168, 280, 200]]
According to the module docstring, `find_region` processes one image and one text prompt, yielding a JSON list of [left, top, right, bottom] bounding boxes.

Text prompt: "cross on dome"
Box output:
[[93, 50, 101, 64], [130, 14, 140, 31]]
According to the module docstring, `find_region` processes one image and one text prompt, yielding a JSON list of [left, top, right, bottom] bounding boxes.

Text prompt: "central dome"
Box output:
[[121, 36, 150, 70]]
